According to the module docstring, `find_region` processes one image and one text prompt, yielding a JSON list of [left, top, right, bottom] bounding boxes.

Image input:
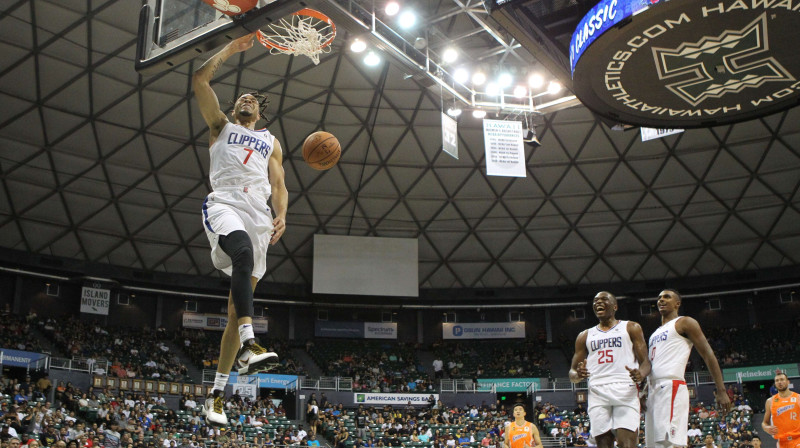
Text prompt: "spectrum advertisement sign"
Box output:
[[315, 321, 397, 339]]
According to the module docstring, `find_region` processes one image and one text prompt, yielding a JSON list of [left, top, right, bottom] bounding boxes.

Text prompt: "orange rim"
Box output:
[[256, 8, 336, 53]]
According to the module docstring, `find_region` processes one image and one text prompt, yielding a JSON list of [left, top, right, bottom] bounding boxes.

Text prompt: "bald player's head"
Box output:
[[594, 291, 617, 304]]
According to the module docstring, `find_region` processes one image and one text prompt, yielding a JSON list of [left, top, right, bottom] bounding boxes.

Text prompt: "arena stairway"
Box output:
[[416, 349, 436, 377], [163, 339, 204, 383], [545, 348, 570, 378], [292, 347, 324, 378]]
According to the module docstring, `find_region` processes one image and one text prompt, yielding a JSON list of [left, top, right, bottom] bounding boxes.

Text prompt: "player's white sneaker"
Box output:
[[204, 390, 227, 427], [235, 338, 279, 375]]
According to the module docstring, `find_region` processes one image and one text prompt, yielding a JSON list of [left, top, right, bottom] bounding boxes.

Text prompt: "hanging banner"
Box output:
[[182, 313, 268, 333], [483, 119, 526, 177], [81, 286, 111, 315], [354, 393, 438, 405], [641, 127, 684, 142], [442, 112, 459, 159], [443, 322, 526, 339]]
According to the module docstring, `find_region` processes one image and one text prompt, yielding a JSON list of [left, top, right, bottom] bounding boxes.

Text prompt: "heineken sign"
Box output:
[[571, 0, 800, 128], [722, 363, 799, 382]]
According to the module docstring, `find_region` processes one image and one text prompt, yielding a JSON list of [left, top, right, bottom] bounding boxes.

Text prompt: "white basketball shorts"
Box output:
[[202, 187, 274, 280], [587, 382, 641, 437], [645, 379, 689, 448]]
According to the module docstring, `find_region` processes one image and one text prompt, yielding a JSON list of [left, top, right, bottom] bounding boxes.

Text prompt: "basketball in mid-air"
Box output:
[[302, 131, 341, 170]]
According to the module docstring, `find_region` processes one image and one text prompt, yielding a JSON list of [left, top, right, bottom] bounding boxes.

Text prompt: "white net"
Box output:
[[258, 13, 335, 65]]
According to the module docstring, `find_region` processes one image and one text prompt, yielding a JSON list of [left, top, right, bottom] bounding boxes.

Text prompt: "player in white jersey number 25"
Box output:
[[570, 291, 651, 448]]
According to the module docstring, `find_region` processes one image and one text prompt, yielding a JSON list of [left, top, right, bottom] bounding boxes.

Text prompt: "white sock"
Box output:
[[213, 373, 229, 393], [238, 324, 255, 345]]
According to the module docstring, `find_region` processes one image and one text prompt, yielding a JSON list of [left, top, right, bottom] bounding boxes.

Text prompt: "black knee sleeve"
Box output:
[[218, 230, 255, 319]]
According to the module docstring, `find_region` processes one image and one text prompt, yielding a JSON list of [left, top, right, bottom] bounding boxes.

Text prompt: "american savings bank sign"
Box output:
[[570, 0, 800, 128]]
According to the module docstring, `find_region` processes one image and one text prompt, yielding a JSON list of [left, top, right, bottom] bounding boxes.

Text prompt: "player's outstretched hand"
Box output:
[[270, 217, 285, 245], [576, 360, 590, 379], [625, 366, 643, 384], [229, 33, 255, 53], [714, 389, 732, 415]]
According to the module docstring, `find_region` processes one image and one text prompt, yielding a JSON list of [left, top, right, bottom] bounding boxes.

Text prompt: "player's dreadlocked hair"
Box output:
[[232, 91, 271, 122]]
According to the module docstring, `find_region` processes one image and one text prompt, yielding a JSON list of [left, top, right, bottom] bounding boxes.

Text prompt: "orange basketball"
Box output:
[[302, 131, 341, 170]]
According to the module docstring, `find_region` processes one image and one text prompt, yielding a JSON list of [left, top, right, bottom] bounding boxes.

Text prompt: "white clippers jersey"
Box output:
[[648, 317, 693, 381], [586, 320, 637, 386], [209, 122, 274, 195]]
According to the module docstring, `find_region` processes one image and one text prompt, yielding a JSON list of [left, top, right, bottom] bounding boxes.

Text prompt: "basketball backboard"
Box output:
[[135, 0, 334, 75], [135, 0, 579, 114]]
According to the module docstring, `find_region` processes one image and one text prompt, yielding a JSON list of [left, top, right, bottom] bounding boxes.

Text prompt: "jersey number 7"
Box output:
[[242, 148, 254, 164]]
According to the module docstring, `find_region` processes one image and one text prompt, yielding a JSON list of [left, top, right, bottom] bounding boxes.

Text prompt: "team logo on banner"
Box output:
[[652, 15, 794, 106]]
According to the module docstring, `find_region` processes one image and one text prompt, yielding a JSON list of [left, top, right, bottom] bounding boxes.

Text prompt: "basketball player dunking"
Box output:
[[504, 403, 542, 448], [762, 372, 800, 448], [645, 289, 731, 448], [569, 291, 651, 448], [193, 33, 288, 426]]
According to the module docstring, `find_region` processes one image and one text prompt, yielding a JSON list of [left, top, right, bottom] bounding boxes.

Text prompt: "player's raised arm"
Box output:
[[569, 330, 590, 383], [626, 321, 651, 383], [678, 316, 731, 414], [268, 138, 288, 245], [192, 34, 255, 140]]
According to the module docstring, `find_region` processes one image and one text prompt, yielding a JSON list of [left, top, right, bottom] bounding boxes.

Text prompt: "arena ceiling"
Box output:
[[0, 0, 799, 293]]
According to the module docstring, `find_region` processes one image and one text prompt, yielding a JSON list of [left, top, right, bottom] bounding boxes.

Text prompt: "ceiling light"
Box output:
[[442, 48, 458, 64], [485, 83, 499, 96], [528, 74, 544, 88], [364, 51, 381, 66], [350, 39, 367, 53], [513, 85, 527, 98], [472, 72, 486, 86], [498, 73, 513, 88], [453, 68, 469, 84], [547, 81, 562, 94], [413, 37, 427, 50], [472, 110, 487, 118], [385, 1, 400, 16], [447, 107, 462, 117], [399, 10, 417, 28]]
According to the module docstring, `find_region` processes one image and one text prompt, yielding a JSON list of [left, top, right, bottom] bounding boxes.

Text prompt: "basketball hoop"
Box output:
[[256, 9, 336, 65]]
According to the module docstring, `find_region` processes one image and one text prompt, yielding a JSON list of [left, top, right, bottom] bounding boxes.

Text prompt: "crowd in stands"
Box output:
[[319, 397, 511, 448], [176, 331, 303, 377], [705, 322, 800, 368], [307, 341, 429, 393], [40, 317, 190, 383], [0, 306, 44, 355], [0, 372, 292, 448], [430, 341, 551, 379]]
